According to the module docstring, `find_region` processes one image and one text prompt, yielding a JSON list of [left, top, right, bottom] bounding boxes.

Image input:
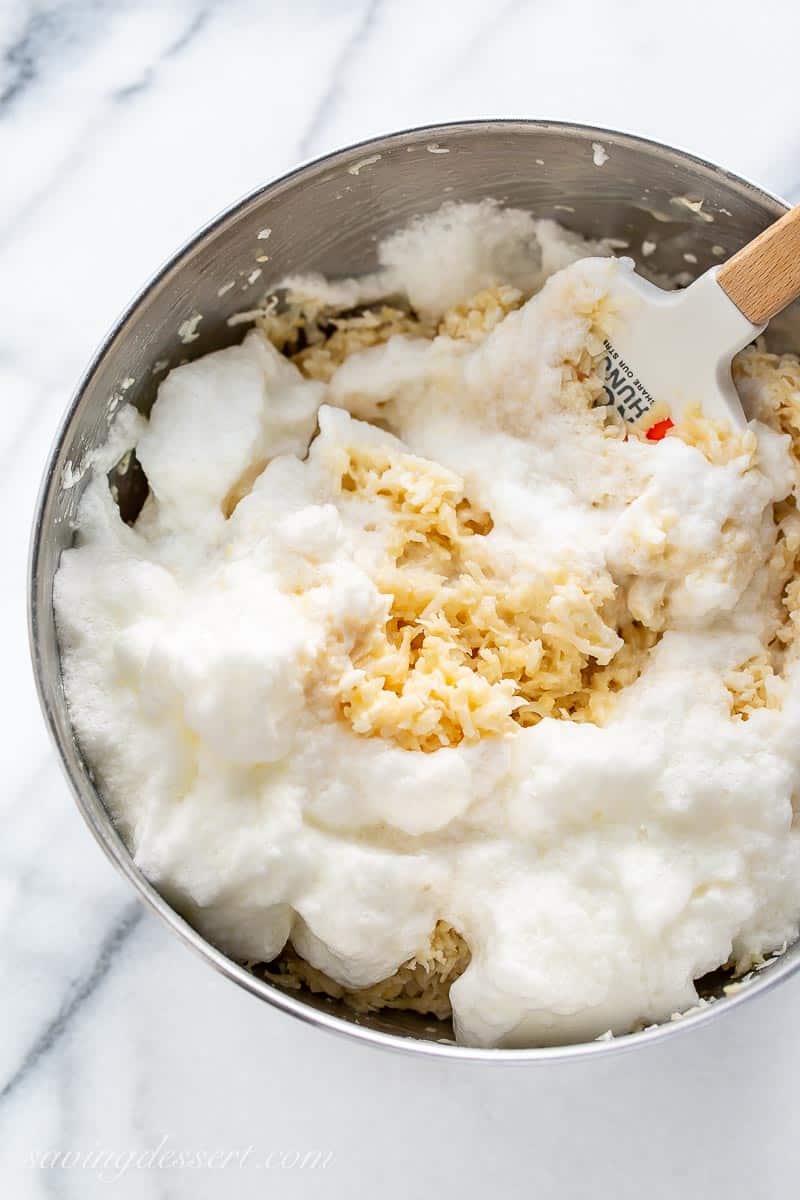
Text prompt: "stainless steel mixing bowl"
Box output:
[[29, 120, 800, 1061]]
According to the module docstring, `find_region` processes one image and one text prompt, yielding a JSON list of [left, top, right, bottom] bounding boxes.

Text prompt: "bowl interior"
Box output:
[[30, 120, 800, 1056]]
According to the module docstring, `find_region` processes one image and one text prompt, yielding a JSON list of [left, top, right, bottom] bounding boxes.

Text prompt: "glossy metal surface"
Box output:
[[29, 120, 800, 1061]]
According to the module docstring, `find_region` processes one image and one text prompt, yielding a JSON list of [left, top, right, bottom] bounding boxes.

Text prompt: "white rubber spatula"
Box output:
[[603, 203, 800, 439]]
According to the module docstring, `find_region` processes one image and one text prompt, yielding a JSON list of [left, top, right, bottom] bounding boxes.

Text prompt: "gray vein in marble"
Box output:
[[0, 903, 142, 1108], [0, 1, 209, 255], [0, 131, 95, 250], [298, 0, 382, 159], [454, 0, 527, 71], [0, 0, 113, 114], [1, 4, 61, 111], [113, 5, 211, 102]]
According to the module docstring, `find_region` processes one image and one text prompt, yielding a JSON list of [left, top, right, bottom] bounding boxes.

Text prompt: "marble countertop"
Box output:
[[4, 1, 800, 1195]]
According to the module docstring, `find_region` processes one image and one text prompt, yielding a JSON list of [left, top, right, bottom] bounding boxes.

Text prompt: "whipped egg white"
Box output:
[[55, 202, 800, 1047]]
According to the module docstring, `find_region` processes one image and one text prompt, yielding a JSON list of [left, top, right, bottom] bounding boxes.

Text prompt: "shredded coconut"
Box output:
[[263, 921, 469, 1020], [332, 442, 625, 751]]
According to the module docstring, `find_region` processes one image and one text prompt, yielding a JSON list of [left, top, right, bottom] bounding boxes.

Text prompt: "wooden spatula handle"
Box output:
[[717, 204, 800, 325]]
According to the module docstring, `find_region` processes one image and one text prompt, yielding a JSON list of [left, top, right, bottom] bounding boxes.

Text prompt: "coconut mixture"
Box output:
[[55, 202, 800, 1047]]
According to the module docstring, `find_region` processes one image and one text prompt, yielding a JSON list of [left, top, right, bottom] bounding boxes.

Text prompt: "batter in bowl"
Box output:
[[54, 201, 800, 1047]]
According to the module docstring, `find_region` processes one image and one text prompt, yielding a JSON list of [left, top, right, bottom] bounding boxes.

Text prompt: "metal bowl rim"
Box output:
[[28, 117, 797, 1063]]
